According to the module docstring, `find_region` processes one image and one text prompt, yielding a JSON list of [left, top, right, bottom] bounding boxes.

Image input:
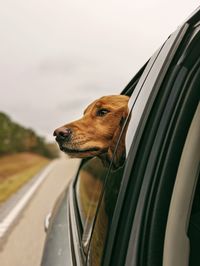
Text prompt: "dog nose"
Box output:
[[53, 127, 72, 141]]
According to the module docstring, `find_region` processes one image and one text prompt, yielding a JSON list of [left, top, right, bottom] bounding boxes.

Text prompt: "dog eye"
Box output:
[[96, 109, 110, 117]]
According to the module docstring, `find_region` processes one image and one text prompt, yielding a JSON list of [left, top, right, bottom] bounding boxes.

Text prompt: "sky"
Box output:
[[0, 0, 199, 141]]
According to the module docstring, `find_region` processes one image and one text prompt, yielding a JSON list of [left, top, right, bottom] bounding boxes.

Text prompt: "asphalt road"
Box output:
[[0, 157, 80, 266]]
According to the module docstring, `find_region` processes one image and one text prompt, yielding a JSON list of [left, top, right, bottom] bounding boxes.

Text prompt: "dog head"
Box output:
[[54, 95, 129, 165]]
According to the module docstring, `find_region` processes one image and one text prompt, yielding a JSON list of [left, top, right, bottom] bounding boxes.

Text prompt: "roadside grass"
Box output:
[[0, 153, 49, 203]]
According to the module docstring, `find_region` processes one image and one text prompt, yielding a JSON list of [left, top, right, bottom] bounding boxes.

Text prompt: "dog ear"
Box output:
[[107, 106, 129, 168]]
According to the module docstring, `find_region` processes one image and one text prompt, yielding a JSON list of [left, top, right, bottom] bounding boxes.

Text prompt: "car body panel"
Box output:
[[41, 189, 74, 266]]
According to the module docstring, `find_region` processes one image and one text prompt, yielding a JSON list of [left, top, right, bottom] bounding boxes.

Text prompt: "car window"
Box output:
[[75, 156, 109, 247], [74, 93, 133, 252], [86, 101, 140, 265], [74, 61, 150, 253], [86, 159, 126, 265], [74, 89, 136, 252]]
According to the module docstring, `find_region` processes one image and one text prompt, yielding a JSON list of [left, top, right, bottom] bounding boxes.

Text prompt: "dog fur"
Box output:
[[54, 95, 129, 167]]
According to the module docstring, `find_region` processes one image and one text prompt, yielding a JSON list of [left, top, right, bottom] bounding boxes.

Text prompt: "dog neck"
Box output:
[[99, 151, 126, 170]]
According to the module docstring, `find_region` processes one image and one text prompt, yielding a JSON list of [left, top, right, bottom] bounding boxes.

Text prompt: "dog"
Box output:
[[54, 95, 129, 167]]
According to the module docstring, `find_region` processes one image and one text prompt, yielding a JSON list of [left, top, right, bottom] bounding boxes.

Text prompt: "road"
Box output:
[[0, 157, 80, 266]]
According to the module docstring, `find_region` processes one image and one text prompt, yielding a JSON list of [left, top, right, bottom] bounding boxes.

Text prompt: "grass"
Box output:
[[0, 152, 49, 203]]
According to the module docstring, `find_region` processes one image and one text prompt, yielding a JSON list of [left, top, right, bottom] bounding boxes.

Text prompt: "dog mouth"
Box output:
[[59, 144, 101, 154]]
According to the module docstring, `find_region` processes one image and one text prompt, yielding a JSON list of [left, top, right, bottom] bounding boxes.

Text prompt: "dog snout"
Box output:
[[53, 127, 72, 142]]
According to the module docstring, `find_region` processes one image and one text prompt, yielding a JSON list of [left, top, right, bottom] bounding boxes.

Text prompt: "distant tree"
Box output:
[[0, 112, 59, 158], [0, 113, 13, 154]]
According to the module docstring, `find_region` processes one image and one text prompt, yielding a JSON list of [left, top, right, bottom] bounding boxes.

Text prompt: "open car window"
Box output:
[[74, 111, 131, 254], [74, 95, 135, 252], [73, 62, 148, 253], [75, 156, 109, 248]]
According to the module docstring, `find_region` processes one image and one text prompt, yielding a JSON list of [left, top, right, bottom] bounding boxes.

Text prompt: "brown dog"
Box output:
[[54, 95, 129, 166]]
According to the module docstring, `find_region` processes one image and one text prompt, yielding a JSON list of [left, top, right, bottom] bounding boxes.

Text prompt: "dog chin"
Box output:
[[59, 144, 105, 158], [66, 152, 96, 159]]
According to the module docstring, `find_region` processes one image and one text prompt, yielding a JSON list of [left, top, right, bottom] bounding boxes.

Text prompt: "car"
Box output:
[[41, 7, 200, 266]]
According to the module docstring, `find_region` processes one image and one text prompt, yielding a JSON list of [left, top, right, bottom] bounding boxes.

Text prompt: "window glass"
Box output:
[[74, 67, 146, 252], [87, 117, 131, 265], [75, 157, 109, 247], [88, 163, 126, 265], [74, 93, 133, 251]]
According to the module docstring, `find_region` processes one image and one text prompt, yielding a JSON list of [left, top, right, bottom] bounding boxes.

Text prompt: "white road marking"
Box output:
[[0, 161, 56, 238]]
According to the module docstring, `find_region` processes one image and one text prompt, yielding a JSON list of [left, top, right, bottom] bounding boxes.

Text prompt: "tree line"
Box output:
[[0, 112, 59, 158]]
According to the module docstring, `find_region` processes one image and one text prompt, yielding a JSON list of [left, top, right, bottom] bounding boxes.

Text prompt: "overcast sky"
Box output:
[[0, 1, 199, 141]]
